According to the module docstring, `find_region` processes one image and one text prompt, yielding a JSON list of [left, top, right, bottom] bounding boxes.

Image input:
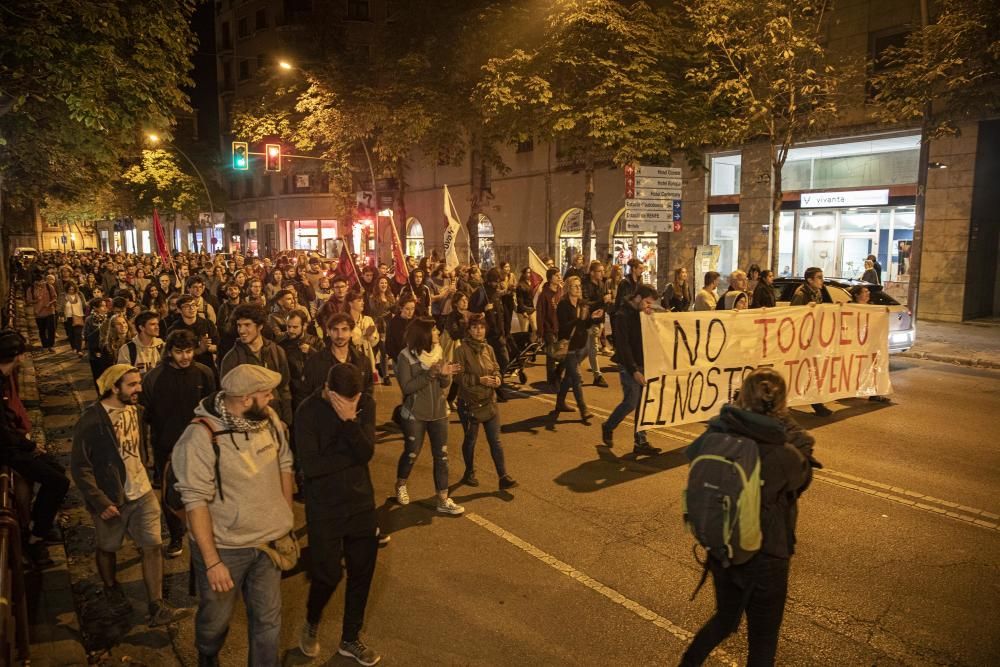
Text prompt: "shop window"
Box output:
[[477, 214, 495, 268], [610, 210, 658, 288], [709, 213, 740, 278], [556, 208, 595, 273], [709, 154, 741, 196], [406, 218, 425, 258]]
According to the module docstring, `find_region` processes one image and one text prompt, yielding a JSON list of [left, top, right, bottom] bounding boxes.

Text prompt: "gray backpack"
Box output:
[[683, 431, 763, 594]]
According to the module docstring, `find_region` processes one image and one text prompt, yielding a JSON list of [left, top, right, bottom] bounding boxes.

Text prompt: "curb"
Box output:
[[896, 349, 1000, 370]]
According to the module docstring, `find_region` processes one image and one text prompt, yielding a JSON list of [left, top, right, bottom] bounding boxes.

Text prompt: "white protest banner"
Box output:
[[637, 304, 892, 429]]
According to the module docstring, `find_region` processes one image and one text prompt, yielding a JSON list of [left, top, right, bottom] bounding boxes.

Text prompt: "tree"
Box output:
[[478, 0, 684, 262], [121, 150, 207, 224], [683, 0, 845, 273], [0, 0, 196, 292], [871, 0, 1000, 138]]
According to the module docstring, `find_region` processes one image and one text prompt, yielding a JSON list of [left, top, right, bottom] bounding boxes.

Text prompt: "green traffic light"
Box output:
[[236, 157, 246, 167]]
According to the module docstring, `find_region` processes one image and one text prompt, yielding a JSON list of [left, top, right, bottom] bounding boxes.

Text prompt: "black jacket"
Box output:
[[611, 303, 644, 375], [557, 299, 598, 351], [751, 281, 777, 308], [70, 402, 152, 513], [168, 316, 220, 371], [141, 361, 216, 454], [278, 332, 321, 409], [294, 390, 376, 529], [694, 406, 813, 559], [302, 342, 374, 400], [385, 315, 410, 361]]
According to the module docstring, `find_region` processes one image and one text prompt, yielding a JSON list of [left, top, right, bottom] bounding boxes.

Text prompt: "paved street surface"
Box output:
[[28, 339, 1000, 666]]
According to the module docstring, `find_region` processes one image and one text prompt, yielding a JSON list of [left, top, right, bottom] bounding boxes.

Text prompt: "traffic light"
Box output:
[[232, 141, 248, 170], [265, 143, 281, 172]]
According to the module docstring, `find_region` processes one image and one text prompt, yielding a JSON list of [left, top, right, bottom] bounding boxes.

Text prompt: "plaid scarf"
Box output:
[[215, 392, 271, 433]]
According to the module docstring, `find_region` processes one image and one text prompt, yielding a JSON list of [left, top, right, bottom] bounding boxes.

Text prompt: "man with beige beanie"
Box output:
[[171, 363, 295, 667]]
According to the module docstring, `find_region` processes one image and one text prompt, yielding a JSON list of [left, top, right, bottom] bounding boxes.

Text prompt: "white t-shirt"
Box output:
[[104, 404, 152, 501]]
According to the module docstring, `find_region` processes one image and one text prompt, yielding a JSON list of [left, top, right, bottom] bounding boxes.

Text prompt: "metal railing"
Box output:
[[0, 272, 30, 664]]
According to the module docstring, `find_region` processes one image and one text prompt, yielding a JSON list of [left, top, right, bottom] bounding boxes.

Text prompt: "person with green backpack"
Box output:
[[680, 368, 818, 666]]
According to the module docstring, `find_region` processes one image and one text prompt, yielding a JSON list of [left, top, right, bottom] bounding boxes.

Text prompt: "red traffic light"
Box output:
[[265, 143, 281, 172]]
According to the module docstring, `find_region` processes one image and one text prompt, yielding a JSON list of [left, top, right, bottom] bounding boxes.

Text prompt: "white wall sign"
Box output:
[[800, 189, 889, 208]]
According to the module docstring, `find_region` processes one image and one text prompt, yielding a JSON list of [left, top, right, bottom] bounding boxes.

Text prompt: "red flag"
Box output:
[[336, 243, 361, 289], [388, 220, 409, 286], [152, 209, 173, 268]]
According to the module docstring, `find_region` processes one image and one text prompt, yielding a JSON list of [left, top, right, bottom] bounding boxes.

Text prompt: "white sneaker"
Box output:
[[396, 484, 409, 506], [436, 497, 465, 515]]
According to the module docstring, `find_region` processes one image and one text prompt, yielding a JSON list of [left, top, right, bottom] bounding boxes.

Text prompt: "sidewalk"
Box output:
[[14, 302, 88, 666], [898, 319, 1000, 369]]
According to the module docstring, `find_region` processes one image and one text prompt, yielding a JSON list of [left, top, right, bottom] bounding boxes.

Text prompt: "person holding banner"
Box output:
[[694, 272, 721, 311], [790, 267, 834, 417], [552, 276, 600, 422], [603, 284, 662, 455]]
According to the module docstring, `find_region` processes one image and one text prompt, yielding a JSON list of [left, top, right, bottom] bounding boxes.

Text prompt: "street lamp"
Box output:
[[278, 60, 293, 71], [146, 133, 217, 253]]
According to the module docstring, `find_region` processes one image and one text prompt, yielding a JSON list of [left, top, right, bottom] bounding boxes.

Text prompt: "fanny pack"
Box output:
[[258, 531, 300, 571]]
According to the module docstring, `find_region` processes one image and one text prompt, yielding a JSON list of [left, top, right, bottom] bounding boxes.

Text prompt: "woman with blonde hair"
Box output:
[[552, 276, 602, 423], [100, 313, 132, 363]]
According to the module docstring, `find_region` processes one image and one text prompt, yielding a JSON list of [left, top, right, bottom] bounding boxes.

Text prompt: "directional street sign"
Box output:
[[625, 208, 674, 222], [634, 187, 683, 200], [636, 166, 682, 179], [625, 198, 673, 211], [625, 219, 674, 233], [635, 176, 683, 190]]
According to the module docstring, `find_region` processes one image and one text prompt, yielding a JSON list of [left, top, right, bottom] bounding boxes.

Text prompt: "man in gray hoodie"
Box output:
[[171, 364, 295, 667], [116, 311, 164, 376]]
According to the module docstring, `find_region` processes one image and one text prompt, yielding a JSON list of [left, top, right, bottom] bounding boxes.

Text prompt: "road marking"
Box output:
[[512, 387, 1000, 532], [464, 512, 737, 667]]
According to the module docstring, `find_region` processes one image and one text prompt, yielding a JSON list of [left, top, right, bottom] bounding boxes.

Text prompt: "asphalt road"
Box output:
[[37, 348, 1000, 666]]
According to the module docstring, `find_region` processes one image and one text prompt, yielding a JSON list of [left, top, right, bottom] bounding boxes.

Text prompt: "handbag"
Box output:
[[71, 315, 85, 327], [549, 338, 570, 361]]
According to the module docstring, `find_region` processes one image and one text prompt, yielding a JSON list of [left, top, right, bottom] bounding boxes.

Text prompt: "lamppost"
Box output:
[[146, 133, 216, 252]]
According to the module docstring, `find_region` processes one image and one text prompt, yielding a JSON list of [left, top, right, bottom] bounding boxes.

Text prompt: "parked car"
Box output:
[[771, 277, 915, 353]]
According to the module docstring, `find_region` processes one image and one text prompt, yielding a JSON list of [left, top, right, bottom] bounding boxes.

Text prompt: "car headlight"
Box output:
[[890, 332, 912, 344]]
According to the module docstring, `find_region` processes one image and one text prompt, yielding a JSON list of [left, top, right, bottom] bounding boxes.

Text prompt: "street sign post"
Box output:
[[624, 164, 683, 233]]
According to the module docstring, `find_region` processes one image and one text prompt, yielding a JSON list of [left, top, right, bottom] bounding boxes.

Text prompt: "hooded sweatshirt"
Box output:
[[171, 393, 294, 549], [117, 335, 164, 376]]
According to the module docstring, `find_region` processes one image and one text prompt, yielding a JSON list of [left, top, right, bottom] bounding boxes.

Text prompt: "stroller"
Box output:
[[501, 331, 542, 386]]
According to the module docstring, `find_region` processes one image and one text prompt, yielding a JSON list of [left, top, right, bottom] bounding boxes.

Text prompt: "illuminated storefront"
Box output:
[[556, 208, 595, 273], [609, 208, 658, 286]]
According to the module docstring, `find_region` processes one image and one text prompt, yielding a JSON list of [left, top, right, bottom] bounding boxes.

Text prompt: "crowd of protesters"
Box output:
[[2, 244, 837, 666]]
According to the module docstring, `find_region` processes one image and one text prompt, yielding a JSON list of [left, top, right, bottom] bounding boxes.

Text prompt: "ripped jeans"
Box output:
[[396, 416, 450, 492]]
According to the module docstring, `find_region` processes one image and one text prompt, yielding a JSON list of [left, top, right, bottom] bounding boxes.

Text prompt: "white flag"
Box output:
[[443, 184, 462, 271]]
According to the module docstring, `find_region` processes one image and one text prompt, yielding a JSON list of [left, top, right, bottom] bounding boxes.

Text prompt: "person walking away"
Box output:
[[536, 268, 564, 386], [171, 365, 295, 667], [1, 330, 69, 565], [295, 364, 383, 665], [694, 272, 721, 311], [751, 270, 777, 308], [141, 331, 216, 558], [552, 276, 600, 423], [514, 267, 538, 339], [454, 313, 518, 490], [582, 261, 612, 388], [63, 282, 86, 357], [790, 267, 833, 417], [84, 297, 111, 383], [28, 273, 58, 351], [393, 318, 464, 515], [70, 365, 189, 626], [679, 368, 815, 666], [602, 285, 662, 456], [661, 267, 693, 312], [219, 304, 293, 426], [118, 311, 164, 377]]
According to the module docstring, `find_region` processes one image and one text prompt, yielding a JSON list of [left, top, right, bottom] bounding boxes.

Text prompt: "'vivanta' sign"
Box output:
[[637, 305, 891, 429]]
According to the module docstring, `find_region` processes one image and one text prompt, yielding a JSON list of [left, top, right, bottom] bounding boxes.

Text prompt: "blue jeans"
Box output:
[[556, 348, 587, 409], [458, 403, 507, 478], [605, 369, 648, 446], [190, 541, 282, 664], [396, 416, 450, 492]]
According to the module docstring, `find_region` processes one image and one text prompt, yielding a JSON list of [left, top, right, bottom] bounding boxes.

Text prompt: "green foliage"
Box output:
[[871, 0, 1000, 137], [0, 0, 197, 203], [121, 149, 206, 221], [478, 0, 684, 167]]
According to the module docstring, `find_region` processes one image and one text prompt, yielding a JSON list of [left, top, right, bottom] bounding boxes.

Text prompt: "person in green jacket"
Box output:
[[453, 313, 518, 491]]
